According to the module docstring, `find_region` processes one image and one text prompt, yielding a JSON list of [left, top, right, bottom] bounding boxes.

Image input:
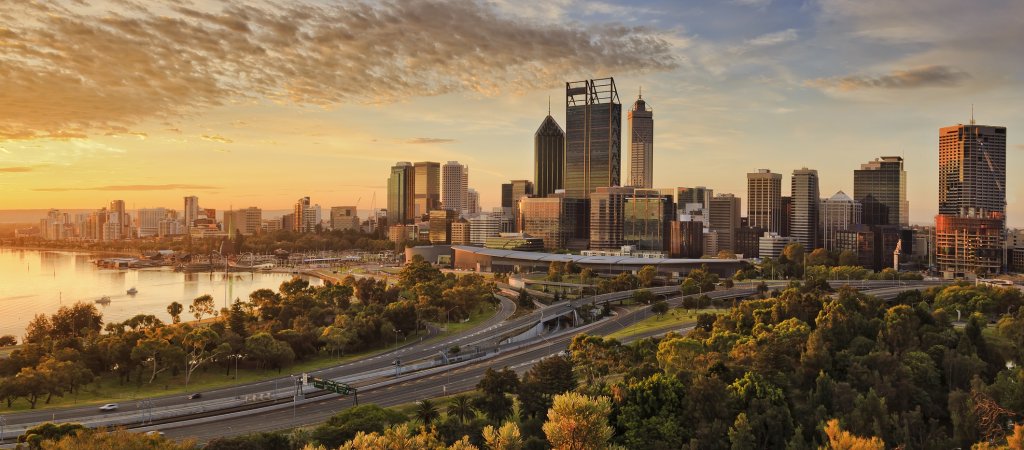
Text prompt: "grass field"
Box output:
[[0, 302, 500, 412], [606, 308, 722, 341]]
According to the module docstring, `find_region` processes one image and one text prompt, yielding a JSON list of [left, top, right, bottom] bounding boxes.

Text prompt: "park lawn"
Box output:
[[1, 303, 502, 412], [428, 301, 497, 335], [606, 308, 722, 341]]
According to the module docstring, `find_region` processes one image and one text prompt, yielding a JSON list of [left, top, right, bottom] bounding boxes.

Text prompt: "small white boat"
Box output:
[[95, 296, 111, 305], [127, 287, 138, 295]]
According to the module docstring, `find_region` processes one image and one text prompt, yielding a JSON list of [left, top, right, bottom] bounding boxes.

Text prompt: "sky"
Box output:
[[0, 0, 1022, 225]]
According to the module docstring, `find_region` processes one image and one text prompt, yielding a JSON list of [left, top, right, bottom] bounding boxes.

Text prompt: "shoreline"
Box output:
[[0, 244, 136, 258]]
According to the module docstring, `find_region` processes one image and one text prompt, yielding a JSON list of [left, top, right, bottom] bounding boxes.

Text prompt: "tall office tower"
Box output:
[[820, 191, 862, 252], [855, 156, 909, 226], [388, 162, 415, 225], [428, 210, 456, 244], [589, 186, 635, 250], [466, 189, 480, 216], [534, 113, 565, 198], [442, 161, 469, 214], [293, 197, 310, 232], [790, 168, 820, 249], [506, 180, 534, 231], [677, 186, 712, 209], [109, 200, 128, 239], [184, 196, 200, 228], [330, 206, 359, 231], [414, 161, 441, 219], [669, 220, 704, 258], [628, 91, 653, 188], [747, 169, 783, 233], [780, 196, 792, 237], [564, 77, 621, 199], [624, 189, 674, 251], [936, 121, 1007, 277], [708, 194, 741, 254], [136, 208, 166, 238], [518, 194, 587, 250]]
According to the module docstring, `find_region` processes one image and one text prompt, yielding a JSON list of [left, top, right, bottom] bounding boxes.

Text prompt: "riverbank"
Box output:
[[0, 245, 136, 258]]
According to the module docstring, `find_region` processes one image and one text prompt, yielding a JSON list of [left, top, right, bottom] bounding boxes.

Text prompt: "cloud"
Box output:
[[730, 0, 772, 7], [406, 137, 456, 145], [0, 166, 35, 173], [34, 184, 221, 192], [745, 29, 798, 47], [807, 65, 970, 91], [202, 134, 233, 144], [0, 1, 678, 140]]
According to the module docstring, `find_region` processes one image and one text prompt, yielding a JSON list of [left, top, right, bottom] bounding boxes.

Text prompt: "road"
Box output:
[[0, 280, 944, 445]]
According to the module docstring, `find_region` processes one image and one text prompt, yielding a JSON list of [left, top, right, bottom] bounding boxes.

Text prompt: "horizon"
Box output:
[[1, 1, 1020, 225]]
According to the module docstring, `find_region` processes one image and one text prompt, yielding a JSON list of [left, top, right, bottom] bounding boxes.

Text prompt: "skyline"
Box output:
[[0, 1, 1021, 225]]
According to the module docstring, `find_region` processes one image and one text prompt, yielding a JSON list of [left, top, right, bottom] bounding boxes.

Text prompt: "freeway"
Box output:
[[0, 280, 944, 445]]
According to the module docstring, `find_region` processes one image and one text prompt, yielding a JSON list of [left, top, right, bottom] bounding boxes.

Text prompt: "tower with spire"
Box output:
[[628, 87, 654, 188], [534, 101, 566, 198]]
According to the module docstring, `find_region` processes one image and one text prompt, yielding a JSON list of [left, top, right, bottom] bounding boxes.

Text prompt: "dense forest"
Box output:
[[0, 258, 495, 410]]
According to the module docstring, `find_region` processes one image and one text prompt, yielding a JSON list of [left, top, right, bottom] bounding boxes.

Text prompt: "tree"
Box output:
[[838, 250, 859, 267], [312, 404, 408, 447], [821, 418, 885, 450], [476, 368, 520, 421], [182, 327, 223, 388], [416, 399, 441, 426], [337, 424, 476, 450], [637, 265, 658, 287], [244, 332, 294, 371], [25, 427, 196, 449], [806, 248, 833, 267], [447, 395, 477, 424], [517, 290, 534, 310], [632, 289, 656, 305], [483, 422, 523, 450], [0, 335, 16, 347], [189, 294, 216, 322], [518, 356, 577, 419], [131, 336, 174, 383], [547, 262, 564, 282], [23, 314, 52, 345], [17, 422, 86, 448], [651, 300, 669, 316], [542, 392, 614, 450]]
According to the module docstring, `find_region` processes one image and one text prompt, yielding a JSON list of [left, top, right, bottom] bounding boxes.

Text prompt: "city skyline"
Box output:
[[0, 1, 1021, 226]]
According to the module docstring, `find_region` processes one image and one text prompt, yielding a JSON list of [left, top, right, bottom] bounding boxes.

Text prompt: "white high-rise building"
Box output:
[[184, 196, 200, 228], [820, 191, 862, 252], [442, 161, 469, 215], [136, 208, 166, 238], [469, 213, 502, 246]]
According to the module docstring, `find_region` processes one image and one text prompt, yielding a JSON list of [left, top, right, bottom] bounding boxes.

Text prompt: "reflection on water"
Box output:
[[0, 249, 322, 337]]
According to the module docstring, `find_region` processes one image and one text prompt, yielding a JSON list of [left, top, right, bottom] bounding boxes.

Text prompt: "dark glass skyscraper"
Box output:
[[534, 114, 564, 198], [387, 162, 415, 225], [564, 78, 621, 199], [854, 156, 908, 226]]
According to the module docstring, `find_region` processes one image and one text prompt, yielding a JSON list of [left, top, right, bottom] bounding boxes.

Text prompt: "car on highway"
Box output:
[[187, 393, 202, 400], [144, 431, 165, 437], [98, 403, 119, 412]]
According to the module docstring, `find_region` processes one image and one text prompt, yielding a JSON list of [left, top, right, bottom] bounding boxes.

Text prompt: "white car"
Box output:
[[144, 431, 165, 437], [98, 403, 119, 412]]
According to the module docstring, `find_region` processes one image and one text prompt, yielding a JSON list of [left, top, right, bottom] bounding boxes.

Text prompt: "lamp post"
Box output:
[[1, 415, 6, 444]]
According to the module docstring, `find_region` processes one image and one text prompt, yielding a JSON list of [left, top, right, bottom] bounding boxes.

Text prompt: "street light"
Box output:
[[1, 415, 6, 444]]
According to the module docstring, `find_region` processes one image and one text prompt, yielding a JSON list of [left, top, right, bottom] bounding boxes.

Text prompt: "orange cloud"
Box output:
[[34, 184, 221, 192]]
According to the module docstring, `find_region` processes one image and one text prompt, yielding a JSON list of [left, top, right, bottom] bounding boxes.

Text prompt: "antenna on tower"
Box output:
[[971, 104, 975, 125], [547, 96, 551, 116], [638, 85, 643, 99]]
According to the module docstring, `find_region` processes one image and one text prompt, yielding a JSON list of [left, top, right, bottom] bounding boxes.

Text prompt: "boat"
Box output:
[[95, 296, 111, 305], [127, 287, 138, 295]]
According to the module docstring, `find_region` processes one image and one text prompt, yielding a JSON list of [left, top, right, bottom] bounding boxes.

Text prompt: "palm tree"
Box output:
[[415, 399, 440, 426], [447, 395, 476, 424]]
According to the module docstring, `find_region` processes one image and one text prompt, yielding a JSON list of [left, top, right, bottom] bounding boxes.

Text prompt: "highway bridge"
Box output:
[[0, 279, 947, 446]]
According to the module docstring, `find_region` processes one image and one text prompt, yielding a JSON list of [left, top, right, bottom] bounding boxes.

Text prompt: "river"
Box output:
[[0, 249, 323, 338]]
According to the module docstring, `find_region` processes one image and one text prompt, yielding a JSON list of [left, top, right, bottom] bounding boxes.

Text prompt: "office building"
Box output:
[[936, 122, 1007, 277], [735, 226, 765, 258], [451, 219, 471, 246], [518, 195, 587, 250], [564, 77, 621, 199], [855, 156, 908, 226], [790, 168, 820, 249], [703, 230, 720, 257], [428, 210, 456, 245], [624, 189, 674, 251], [677, 187, 712, 209], [223, 207, 262, 236], [669, 220, 704, 258], [184, 196, 200, 228], [589, 186, 635, 250], [466, 189, 480, 216], [534, 113, 565, 198], [136, 208, 165, 238], [292, 197, 320, 233], [442, 161, 469, 215], [628, 91, 653, 188], [708, 194, 741, 253], [759, 232, 796, 261], [483, 233, 545, 252], [819, 191, 861, 252], [330, 206, 359, 231], [747, 169, 782, 233], [388, 162, 415, 225], [504, 180, 534, 230], [414, 161, 441, 219], [469, 213, 502, 246], [780, 196, 792, 237]]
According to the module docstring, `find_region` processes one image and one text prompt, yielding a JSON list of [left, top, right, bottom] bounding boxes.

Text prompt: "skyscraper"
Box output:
[[109, 200, 128, 239], [442, 161, 468, 215], [466, 189, 480, 216], [790, 168, 820, 249], [505, 180, 533, 231], [747, 169, 783, 234], [628, 91, 653, 188], [820, 191, 861, 252], [935, 121, 1007, 277], [708, 194, 741, 254], [184, 196, 199, 228], [854, 156, 908, 226], [293, 197, 319, 232], [534, 113, 565, 198], [518, 194, 587, 251], [677, 186, 712, 209], [624, 189, 674, 251], [387, 162, 415, 225], [564, 78, 621, 199], [414, 161, 441, 219], [589, 186, 635, 250]]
